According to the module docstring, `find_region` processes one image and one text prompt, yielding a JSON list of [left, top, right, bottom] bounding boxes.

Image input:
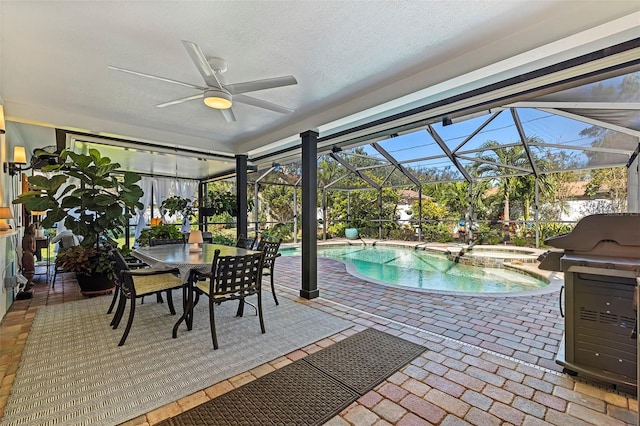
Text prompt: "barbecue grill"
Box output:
[[538, 213, 640, 391]]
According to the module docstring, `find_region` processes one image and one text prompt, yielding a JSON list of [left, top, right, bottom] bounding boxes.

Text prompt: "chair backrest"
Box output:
[[111, 250, 131, 288], [149, 237, 184, 247], [256, 237, 282, 269], [235, 234, 257, 250], [208, 249, 265, 297]]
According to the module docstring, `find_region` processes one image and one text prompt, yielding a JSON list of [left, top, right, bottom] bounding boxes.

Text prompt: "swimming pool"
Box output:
[[281, 245, 547, 293]]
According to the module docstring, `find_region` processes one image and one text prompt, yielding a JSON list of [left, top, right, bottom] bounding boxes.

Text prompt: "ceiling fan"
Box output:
[[108, 40, 297, 123]]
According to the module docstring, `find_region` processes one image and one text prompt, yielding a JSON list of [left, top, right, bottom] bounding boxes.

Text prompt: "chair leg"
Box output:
[[166, 290, 176, 315], [107, 286, 120, 314], [118, 298, 136, 346], [111, 293, 127, 328], [209, 297, 219, 350], [257, 291, 265, 334], [270, 274, 279, 305], [236, 299, 245, 317], [156, 293, 164, 303]]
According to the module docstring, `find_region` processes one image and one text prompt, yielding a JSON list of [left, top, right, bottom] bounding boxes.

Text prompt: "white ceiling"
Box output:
[[1, 1, 639, 179]]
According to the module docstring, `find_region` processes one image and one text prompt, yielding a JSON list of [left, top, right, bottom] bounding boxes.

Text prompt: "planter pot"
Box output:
[[76, 272, 115, 296], [345, 228, 358, 239], [199, 207, 217, 217]]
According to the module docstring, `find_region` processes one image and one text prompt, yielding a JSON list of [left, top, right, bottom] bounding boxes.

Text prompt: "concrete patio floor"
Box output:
[[0, 248, 637, 425]]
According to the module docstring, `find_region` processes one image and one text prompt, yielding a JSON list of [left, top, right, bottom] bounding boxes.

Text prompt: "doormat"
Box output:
[[159, 328, 426, 425]]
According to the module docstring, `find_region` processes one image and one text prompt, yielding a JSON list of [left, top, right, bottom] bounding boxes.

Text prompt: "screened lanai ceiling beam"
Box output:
[[537, 108, 640, 138], [425, 125, 473, 183], [456, 155, 533, 174], [507, 101, 640, 110], [453, 110, 503, 154], [527, 140, 634, 155], [457, 142, 524, 157], [323, 172, 351, 190], [511, 108, 539, 178], [371, 142, 421, 187], [329, 152, 381, 190]]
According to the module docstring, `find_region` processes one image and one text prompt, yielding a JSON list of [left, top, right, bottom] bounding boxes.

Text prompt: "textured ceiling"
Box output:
[[1, 1, 639, 179]]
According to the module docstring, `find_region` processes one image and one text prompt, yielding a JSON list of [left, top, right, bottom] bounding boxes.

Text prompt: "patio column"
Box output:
[[236, 154, 248, 240], [301, 130, 319, 300]]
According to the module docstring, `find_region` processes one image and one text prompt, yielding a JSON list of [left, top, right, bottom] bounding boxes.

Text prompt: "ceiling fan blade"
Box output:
[[220, 108, 236, 123], [181, 40, 223, 88], [225, 76, 297, 95], [156, 94, 204, 108], [108, 66, 206, 90], [234, 94, 294, 114]]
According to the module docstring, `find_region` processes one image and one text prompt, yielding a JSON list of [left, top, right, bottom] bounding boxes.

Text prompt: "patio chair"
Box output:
[[256, 237, 283, 305], [191, 249, 266, 349], [110, 250, 183, 346], [235, 234, 257, 250]]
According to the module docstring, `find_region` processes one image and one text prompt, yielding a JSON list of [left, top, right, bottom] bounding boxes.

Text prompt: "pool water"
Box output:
[[281, 245, 546, 293]]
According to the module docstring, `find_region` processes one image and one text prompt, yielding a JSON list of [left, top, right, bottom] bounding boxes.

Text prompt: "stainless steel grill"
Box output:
[[539, 213, 640, 391]]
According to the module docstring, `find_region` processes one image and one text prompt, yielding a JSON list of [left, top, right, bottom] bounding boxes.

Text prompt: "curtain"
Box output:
[[134, 176, 155, 243]]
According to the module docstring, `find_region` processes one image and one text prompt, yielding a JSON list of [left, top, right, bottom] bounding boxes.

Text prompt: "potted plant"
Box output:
[[136, 222, 184, 247], [13, 148, 143, 295], [199, 189, 254, 217], [160, 195, 195, 232]]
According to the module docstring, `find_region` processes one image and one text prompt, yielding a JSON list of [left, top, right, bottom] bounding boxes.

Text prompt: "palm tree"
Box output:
[[472, 141, 531, 225]]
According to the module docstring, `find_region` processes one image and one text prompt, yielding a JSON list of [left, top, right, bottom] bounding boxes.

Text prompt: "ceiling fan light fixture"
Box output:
[[203, 89, 232, 109]]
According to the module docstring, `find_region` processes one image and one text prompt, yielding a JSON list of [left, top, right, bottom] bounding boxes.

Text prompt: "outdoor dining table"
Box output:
[[131, 243, 261, 338]]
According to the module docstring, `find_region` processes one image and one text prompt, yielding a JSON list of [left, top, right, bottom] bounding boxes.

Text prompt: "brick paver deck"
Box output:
[[0, 249, 637, 425]]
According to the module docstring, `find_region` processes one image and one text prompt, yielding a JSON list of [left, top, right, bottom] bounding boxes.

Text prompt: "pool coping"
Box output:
[[281, 240, 563, 298]]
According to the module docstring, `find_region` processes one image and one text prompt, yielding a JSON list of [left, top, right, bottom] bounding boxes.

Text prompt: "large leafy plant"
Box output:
[[13, 148, 144, 249], [160, 195, 195, 220]]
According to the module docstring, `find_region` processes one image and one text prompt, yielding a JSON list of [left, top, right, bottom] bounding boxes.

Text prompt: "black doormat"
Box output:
[[158, 328, 425, 426]]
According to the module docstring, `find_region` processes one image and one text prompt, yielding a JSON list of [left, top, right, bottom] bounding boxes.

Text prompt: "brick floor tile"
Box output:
[[464, 407, 501, 426], [482, 384, 515, 404], [372, 399, 407, 423], [542, 372, 574, 389], [522, 414, 554, 426], [523, 376, 554, 393], [343, 404, 381, 425], [387, 371, 409, 385], [512, 395, 547, 418], [440, 414, 472, 426], [566, 402, 626, 426], [378, 383, 409, 402], [176, 390, 209, 411], [423, 360, 449, 376], [324, 416, 351, 426], [145, 402, 181, 424], [460, 389, 493, 411], [461, 354, 498, 373], [465, 365, 505, 387], [608, 404, 638, 424], [403, 364, 428, 381], [425, 389, 471, 417], [444, 369, 485, 392], [504, 379, 535, 399], [497, 366, 525, 383], [401, 378, 431, 397], [604, 392, 629, 408], [425, 375, 465, 398], [442, 357, 469, 372], [489, 401, 526, 424], [358, 390, 383, 408], [552, 386, 606, 412], [399, 394, 446, 424], [532, 390, 567, 412], [396, 412, 433, 426]]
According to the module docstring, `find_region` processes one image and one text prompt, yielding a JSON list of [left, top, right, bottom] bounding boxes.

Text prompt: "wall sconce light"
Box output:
[[0, 104, 5, 134], [3, 146, 32, 176], [0, 207, 14, 231], [188, 230, 204, 253]]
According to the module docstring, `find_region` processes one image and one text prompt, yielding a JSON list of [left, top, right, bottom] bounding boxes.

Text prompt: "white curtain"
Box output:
[[134, 176, 155, 242], [174, 179, 198, 201], [155, 177, 174, 221]]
